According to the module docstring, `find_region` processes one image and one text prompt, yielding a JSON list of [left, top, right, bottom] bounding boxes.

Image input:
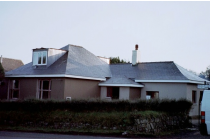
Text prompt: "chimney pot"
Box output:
[[135, 44, 138, 50]]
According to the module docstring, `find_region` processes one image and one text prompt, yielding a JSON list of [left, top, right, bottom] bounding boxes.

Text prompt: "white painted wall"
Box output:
[[141, 83, 187, 100], [141, 82, 203, 117], [132, 50, 140, 65], [119, 87, 130, 100], [100, 87, 107, 99], [186, 84, 203, 117]]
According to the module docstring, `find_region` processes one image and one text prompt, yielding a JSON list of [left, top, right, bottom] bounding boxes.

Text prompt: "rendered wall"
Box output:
[[130, 87, 141, 100], [64, 78, 100, 99], [186, 84, 203, 117], [51, 78, 65, 100], [18, 78, 37, 100], [100, 87, 107, 99], [141, 83, 187, 100], [119, 87, 129, 100]]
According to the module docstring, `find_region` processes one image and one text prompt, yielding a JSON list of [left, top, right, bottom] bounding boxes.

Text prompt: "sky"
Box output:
[[0, 1, 210, 74]]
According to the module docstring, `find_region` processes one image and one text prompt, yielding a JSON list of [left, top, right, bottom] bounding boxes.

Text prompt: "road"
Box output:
[[0, 131, 120, 139], [1, 129, 210, 139]]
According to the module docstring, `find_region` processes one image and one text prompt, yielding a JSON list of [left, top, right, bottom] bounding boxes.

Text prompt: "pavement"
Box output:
[[0, 131, 121, 139]]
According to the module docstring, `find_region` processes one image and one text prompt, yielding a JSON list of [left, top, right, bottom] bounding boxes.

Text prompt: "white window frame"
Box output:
[[10, 80, 20, 99], [38, 80, 52, 99], [33, 51, 47, 65]]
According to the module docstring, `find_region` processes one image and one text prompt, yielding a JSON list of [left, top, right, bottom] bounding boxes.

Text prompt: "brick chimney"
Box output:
[[132, 44, 140, 65]]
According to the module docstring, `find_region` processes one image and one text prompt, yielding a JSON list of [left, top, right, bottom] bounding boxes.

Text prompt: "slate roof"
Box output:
[[1, 57, 24, 72], [99, 61, 206, 85], [5, 44, 206, 84], [6, 44, 111, 79], [99, 75, 144, 87]]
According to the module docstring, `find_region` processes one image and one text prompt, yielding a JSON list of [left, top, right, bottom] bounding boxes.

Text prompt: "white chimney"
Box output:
[[132, 44, 140, 65]]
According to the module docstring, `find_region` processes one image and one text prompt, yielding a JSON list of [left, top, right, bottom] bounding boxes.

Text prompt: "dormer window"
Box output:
[[33, 51, 47, 65]]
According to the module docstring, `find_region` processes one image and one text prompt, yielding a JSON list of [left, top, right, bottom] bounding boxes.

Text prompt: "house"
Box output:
[[0, 56, 24, 99], [4, 44, 207, 117]]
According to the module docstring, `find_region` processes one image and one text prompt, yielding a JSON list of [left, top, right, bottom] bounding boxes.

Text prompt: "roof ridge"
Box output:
[[139, 61, 174, 64], [110, 63, 132, 65], [68, 44, 83, 48]]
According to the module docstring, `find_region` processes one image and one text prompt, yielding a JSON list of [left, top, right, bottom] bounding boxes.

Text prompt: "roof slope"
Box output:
[[6, 45, 111, 80], [102, 61, 206, 84], [62, 45, 111, 79], [1, 57, 24, 72], [99, 75, 144, 87]]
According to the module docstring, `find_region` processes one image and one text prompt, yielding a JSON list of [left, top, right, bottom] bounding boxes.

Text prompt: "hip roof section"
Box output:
[[5, 44, 111, 80], [109, 61, 206, 83]]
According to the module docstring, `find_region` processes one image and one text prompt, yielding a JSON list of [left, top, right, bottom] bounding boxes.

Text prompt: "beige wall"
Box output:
[[64, 78, 100, 100], [141, 83, 187, 100], [130, 87, 141, 100], [18, 78, 37, 100], [51, 78, 65, 100], [119, 87, 129, 100], [100, 87, 107, 99]]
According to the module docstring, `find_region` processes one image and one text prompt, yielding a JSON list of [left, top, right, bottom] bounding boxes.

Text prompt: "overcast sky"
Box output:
[[0, 1, 210, 74]]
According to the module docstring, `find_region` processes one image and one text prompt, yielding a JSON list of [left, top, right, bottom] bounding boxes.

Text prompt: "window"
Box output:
[[107, 87, 119, 100], [199, 91, 204, 103], [38, 80, 51, 99], [192, 90, 197, 103], [10, 80, 20, 99], [33, 51, 47, 65], [146, 91, 159, 100]]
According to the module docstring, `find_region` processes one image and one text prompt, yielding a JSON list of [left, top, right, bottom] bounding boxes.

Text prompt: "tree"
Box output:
[[0, 62, 4, 79], [199, 65, 210, 80], [110, 56, 129, 64]]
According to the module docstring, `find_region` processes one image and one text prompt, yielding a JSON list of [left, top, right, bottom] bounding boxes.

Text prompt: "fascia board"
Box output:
[[98, 83, 144, 87], [5, 74, 106, 81], [134, 80, 204, 84]]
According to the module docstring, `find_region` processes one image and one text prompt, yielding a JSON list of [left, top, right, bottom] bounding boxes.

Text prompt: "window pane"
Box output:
[[39, 80, 42, 90], [192, 91, 196, 103], [13, 90, 19, 98], [38, 52, 41, 64], [14, 80, 19, 88], [42, 52, 47, 64], [42, 91, 48, 99], [39, 91, 42, 99], [43, 81, 49, 90], [112, 87, 119, 99], [146, 91, 159, 99]]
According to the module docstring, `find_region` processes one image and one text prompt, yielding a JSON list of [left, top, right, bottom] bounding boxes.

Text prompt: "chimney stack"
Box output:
[[132, 44, 140, 65]]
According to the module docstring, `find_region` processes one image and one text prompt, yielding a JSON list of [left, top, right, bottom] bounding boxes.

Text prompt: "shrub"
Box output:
[[0, 99, 192, 114]]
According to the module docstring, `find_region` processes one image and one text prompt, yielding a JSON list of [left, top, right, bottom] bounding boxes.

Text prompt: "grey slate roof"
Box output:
[[99, 61, 206, 85], [5, 44, 206, 84], [99, 75, 143, 86], [1, 57, 24, 72], [6, 44, 111, 79]]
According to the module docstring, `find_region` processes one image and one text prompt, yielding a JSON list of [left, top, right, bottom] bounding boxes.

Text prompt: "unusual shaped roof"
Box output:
[[99, 61, 206, 85], [6, 44, 111, 80], [5, 44, 206, 84]]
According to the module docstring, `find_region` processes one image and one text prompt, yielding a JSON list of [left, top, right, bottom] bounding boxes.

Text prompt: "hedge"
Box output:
[[0, 99, 192, 114]]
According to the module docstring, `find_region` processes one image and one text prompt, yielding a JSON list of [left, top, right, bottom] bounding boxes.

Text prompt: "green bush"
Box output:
[[0, 99, 192, 114]]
